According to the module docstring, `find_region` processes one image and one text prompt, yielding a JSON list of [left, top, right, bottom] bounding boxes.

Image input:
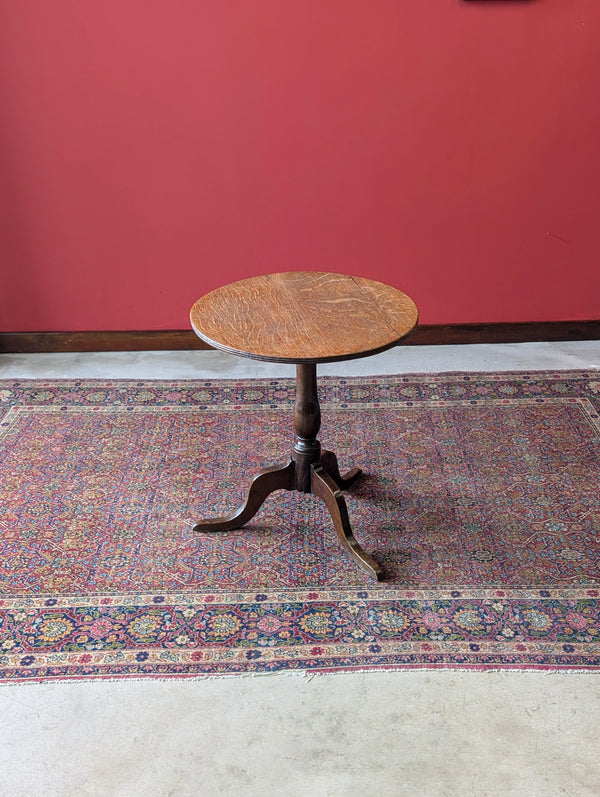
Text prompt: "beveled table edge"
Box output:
[[189, 321, 418, 364]]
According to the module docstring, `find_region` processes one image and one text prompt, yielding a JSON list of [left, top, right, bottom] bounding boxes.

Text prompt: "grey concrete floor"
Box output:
[[1, 341, 599, 797], [2, 339, 599, 380]]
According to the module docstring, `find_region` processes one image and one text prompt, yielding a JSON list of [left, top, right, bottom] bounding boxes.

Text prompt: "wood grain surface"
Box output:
[[189, 272, 419, 363]]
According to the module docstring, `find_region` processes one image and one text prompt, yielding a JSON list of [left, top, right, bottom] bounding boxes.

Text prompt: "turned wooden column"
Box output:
[[292, 363, 321, 493]]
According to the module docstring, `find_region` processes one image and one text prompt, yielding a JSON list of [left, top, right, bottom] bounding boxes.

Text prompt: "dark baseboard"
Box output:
[[0, 321, 599, 354]]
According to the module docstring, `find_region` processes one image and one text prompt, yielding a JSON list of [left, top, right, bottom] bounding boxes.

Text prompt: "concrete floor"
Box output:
[[1, 341, 599, 797]]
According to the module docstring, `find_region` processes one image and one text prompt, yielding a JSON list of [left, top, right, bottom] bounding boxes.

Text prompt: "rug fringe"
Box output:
[[1, 666, 598, 688]]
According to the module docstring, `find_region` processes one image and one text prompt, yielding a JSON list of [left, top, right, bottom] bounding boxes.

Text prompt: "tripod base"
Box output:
[[193, 450, 383, 581]]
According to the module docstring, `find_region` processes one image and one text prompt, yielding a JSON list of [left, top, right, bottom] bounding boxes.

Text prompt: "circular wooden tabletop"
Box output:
[[190, 271, 419, 364]]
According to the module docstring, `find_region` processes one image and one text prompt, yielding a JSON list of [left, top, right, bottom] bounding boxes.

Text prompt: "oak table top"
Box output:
[[190, 271, 418, 364]]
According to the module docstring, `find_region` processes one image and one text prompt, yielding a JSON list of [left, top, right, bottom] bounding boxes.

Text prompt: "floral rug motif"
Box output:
[[0, 371, 599, 681]]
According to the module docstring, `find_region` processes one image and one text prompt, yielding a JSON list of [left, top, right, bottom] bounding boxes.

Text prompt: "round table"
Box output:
[[190, 271, 418, 581]]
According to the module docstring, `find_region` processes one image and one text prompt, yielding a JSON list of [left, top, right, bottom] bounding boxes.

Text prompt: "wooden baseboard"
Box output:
[[0, 321, 599, 353]]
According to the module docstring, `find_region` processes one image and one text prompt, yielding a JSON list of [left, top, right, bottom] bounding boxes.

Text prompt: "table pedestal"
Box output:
[[193, 363, 384, 581]]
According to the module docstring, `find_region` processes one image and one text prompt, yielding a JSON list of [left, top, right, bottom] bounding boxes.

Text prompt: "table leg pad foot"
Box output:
[[320, 449, 362, 490], [193, 460, 295, 533], [311, 464, 384, 581]]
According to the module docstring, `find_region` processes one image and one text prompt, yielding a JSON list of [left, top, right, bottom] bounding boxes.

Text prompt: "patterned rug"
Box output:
[[0, 370, 599, 682]]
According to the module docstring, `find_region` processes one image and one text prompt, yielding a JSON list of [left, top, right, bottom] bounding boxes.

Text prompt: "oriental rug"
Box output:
[[0, 371, 599, 682]]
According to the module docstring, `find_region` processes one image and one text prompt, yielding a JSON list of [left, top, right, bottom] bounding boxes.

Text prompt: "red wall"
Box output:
[[1, 0, 599, 332]]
